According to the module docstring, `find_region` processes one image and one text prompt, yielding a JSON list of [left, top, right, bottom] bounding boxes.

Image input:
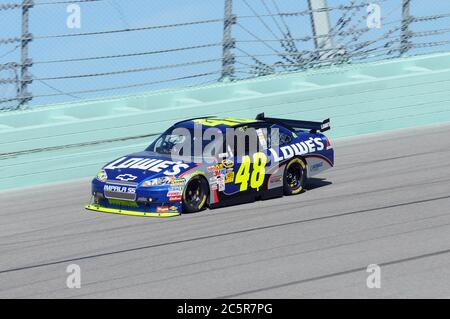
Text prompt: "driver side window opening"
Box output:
[[223, 125, 271, 160]]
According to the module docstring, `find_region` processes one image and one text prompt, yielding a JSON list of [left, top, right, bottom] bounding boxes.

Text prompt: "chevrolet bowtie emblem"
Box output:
[[116, 174, 137, 182]]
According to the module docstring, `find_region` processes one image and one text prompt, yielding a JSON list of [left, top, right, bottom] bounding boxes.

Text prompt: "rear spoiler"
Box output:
[[256, 113, 330, 133]]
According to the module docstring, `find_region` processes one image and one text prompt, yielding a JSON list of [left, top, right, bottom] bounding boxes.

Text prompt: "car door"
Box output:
[[221, 124, 271, 202]]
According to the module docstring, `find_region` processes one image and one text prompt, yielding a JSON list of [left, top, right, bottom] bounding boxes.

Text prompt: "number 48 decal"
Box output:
[[235, 152, 268, 191]]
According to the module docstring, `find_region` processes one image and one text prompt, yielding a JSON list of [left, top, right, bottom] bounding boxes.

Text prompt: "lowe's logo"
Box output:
[[116, 174, 137, 182]]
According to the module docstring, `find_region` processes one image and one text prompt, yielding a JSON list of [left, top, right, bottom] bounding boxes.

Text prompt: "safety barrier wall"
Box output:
[[1, 52, 450, 190]]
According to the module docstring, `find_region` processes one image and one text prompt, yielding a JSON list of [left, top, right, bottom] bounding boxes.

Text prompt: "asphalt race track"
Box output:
[[1, 124, 450, 299]]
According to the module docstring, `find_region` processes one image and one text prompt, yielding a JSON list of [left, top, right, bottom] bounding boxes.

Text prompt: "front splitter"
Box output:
[[85, 204, 180, 218]]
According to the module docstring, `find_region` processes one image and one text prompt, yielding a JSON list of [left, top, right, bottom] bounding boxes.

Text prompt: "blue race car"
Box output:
[[85, 113, 334, 217]]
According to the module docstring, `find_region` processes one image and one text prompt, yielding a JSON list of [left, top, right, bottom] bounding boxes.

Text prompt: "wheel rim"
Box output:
[[184, 179, 204, 208], [286, 162, 303, 190]]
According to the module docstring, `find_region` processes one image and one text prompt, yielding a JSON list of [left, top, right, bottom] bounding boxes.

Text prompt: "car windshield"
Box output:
[[146, 131, 188, 155], [146, 128, 220, 156]]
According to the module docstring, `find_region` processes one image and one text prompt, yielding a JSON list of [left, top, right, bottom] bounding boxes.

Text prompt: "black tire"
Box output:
[[182, 175, 209, 213], [283, 157, 307, 196]]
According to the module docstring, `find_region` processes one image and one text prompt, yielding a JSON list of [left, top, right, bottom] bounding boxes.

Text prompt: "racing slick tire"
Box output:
[[182, 175, 209, 213], [283, 157, 307, 196]]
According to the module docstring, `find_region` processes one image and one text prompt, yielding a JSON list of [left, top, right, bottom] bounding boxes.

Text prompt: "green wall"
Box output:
[[1, 52, 450, 190]]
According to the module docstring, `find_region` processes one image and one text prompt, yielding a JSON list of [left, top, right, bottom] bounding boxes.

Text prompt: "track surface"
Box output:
[[1, 124, 450, 299]]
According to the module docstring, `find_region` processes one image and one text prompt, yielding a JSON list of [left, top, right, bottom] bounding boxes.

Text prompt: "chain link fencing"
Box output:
[[0, 0, 449, 110]]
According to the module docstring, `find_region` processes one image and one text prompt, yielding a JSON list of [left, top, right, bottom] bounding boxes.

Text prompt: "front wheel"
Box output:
[[283, 157, 306, 195], [182, 176, 209, 213]]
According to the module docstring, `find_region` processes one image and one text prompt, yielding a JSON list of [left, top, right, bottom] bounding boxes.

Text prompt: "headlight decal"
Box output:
[[142, 176, 174, 187], [96, 170, 108, 182]]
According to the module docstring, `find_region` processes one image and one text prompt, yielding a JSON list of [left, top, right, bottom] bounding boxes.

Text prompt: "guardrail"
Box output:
[[1, 51, 450, 190]]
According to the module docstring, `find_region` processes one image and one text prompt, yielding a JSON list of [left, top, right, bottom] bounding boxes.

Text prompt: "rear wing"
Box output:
[[256, 113, 330, 133]]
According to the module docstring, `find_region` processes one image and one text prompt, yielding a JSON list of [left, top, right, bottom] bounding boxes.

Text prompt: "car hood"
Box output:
[[101, 151, 197, 183]]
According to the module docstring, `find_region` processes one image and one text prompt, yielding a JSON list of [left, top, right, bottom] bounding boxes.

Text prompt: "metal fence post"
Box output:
[[220, 0, 236, 81], [307, 0, 335, 62], [18, 0, 33, 109], [400, 0, 412, 55]]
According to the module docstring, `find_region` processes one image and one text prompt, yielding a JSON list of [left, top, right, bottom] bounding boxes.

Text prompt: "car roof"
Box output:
[[173, 117, 261, 131]]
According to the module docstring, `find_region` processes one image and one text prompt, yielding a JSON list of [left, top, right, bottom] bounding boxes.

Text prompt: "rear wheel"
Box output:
[[283, 157, 306, 195], [182, 176, 209, 213]]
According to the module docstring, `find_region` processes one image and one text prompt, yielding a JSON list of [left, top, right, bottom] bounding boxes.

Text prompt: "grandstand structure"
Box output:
[[1, 0, 450, 110]]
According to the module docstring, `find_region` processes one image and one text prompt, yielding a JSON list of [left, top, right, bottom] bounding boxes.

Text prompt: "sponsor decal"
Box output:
[[269, 174, 282, 183], [221, 159, 234, 169], [167, 190, 182, 197], [105, 157, 190, 176], [169, 196, 182, 202], [269, 137, 325, 163], [311, 162, 324, 171], [209, 176, 218, 183], [115, 174, 137, 182], [225, 171, 235, 183], [207, 166, 216, 172], [170, 178, 186, 187], [157, 206, 169, 213], [108, 199, 138, 207], [215, 174, 225, 192], [104, 184, 135, 194], [169, 206, 178, 212], [210, 173, 226, 191]]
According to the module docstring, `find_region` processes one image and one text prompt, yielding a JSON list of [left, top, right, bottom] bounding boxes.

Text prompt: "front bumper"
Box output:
[[86, 179, 183, 217]]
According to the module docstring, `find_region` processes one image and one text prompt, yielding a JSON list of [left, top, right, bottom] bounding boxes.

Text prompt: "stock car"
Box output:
[[85, 113, 334, 217]]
